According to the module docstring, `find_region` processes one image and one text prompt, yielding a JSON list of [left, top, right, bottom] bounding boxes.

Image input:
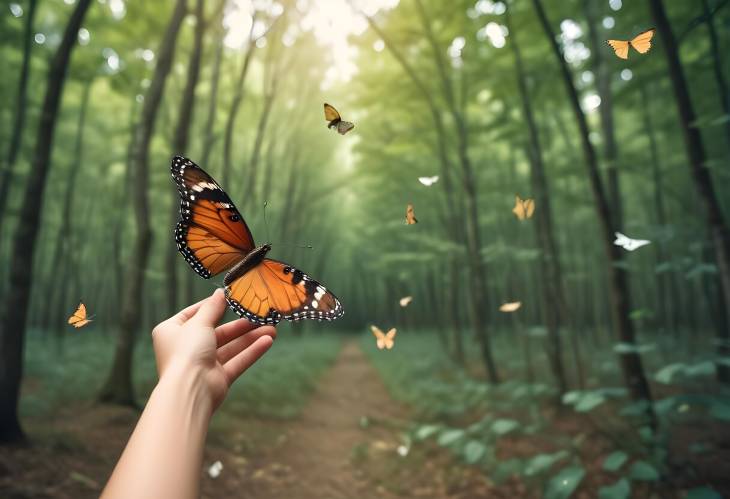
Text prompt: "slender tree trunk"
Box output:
[[700, 0, 730, 151], [247, 54, 279, 207], [507, 6, 569, 395], [533, 0, 655, 416], [649, 0, 730, 383], [583, 0, 622, 226], [200, 24, 224, 170], [413, 0, 499, 382], [0, 0, 92, 443], [43, 78, 93, 332], [98, 0, 188, 405], [0, 0, 38, 239], [222, 19, 258, 188], [166, 0, 205, 316]]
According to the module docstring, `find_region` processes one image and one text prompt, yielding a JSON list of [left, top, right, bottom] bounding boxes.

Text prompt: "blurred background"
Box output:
[[1, 0, 729, 497]]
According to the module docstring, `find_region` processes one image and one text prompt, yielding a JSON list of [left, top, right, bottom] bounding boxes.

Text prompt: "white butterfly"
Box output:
[[399, 296, 413, 307], [418, 176, 439, 186], [614, 232, 651, 251], [208, 461, 223, 479]]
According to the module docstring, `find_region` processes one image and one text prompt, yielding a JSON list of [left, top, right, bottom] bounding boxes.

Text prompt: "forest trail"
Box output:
[[222, 340, 413, 499], [203, 340, 491, 499]]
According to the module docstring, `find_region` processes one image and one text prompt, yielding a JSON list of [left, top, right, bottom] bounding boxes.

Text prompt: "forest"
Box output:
[[0, 0, 729, 497]]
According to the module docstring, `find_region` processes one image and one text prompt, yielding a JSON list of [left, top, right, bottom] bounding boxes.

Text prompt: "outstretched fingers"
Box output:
[[217, 326, 276, 364], [223, 335, 275, 384]]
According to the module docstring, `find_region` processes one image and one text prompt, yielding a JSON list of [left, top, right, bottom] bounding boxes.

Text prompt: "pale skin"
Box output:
[[101, 289, 276, 499]]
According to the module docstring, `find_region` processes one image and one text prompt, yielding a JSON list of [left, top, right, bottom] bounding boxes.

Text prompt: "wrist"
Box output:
[[157, 361, 214, 419]]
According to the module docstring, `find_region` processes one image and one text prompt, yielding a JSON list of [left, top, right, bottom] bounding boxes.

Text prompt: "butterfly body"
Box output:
[[324, 103, 354, 135], [172, 156, 344, 325]]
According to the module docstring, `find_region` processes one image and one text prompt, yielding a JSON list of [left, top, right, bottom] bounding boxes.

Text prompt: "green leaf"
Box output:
[[684, 360, 715, 378], [654, 363, 686, 384], [575, 392, 606, 412], [463, 440, 487, 464], [686, 486, 723, 499], [602, 451, 628, 472], [628, 460, 659, 481], [598, 478, 631, 499], [544, 466, 585, 499], [493, 458, 523, 484], [437, 428, 465, 446], [613, 342, 656, 355], [562, 391, 581, 405], [414, 424, 441, 441], [491, 418, 519, 435], [524, 451, 568, 476], [709, 400, 730, 421]]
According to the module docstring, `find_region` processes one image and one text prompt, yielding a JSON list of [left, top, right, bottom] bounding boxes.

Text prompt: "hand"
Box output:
[[151, 288, 276, 412]]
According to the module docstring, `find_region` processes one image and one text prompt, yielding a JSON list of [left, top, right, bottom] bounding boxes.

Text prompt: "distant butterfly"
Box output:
[[499, 301, 522, 313], [324, 103, 354, 135], [418, 176, 439, 186], [171, 156, 344, 325], [614, 232, 651, 251], [512, 195, 535, 220], [405, 203, 418, 225], [68, 302, 92, 328], [606, 28, 655, 60], [399, 296, 413, 307], [208, 461, 223, 479], [370, 325, 396, 350]]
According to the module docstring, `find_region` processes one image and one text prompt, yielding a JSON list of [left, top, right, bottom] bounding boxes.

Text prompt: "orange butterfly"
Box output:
[[371, 325, 396, 350], [324, 103, 354, 135], [405, 203, 418, 225], [606, 28, 655, 60], [499, 301, 522, 313], [171, 156, 344, 325], [512, 195, 535, 220], [68, 302, 92, 328]]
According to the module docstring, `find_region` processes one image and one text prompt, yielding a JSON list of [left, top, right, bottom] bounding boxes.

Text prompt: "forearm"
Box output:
[[101, 364, 213, 499]]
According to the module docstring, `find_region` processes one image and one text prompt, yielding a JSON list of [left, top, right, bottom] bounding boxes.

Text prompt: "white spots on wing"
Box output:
[[191, 181, 216, 192], [311, 300, 319, 309], [314, 286, 326, 301]]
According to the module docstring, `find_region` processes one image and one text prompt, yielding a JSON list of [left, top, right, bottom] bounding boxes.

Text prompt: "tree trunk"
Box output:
[[507, 6, 569, 395], [166, 0, 205, 316], [0, 0, 38, 238], [0, 0, 92, 443], [648, 0, 730, 383], [583, 0, 622, 226], [98, 0, 187, 405], [533, 0, 655, 416], [222, 19, 258, 188], [199, 24, 224, 170], [700, 0, 730, 151]]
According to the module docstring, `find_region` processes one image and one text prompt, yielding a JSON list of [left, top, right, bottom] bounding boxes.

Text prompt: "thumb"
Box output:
[[192, 288, 228, 327]]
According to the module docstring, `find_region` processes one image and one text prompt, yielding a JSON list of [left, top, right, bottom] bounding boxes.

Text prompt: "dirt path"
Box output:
[[221, 340, 414, 498]]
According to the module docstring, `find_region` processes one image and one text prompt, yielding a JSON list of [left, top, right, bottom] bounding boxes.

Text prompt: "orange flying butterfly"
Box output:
[[68, 302, 92, 328], [405, 203, 418, 225], [324, 103, 355, 135], [171, 156, 344, 325], [370, 325, 396, 350], [606, 28, 655, 60], [512, 195, 535, 220]]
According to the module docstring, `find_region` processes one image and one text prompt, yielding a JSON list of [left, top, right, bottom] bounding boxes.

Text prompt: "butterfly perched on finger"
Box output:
[[324, 103, 354, 135], [68, 302, 92, 328], [405, 203, 418, 225], [512, 194, 535, 220], [371, 325, 396, 350], [607, 28, 655, 59], [171, 156, 344, 325]]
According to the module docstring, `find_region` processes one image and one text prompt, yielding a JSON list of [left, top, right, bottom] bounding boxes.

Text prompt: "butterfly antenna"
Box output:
[[263, 201, 271, 244]]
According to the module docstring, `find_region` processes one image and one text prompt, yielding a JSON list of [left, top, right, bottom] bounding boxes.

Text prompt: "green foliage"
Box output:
[[602, 451, 629, 472], [685, 487, 723, 499], [598, 478, 631, 499], [544, 466, 585, 499], [627, 460, 659, 482]]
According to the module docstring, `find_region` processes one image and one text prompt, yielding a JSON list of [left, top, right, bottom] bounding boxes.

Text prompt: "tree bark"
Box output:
[[533, 0, 655, 415], [0, 0, 92, 443], [648, 0, 730, 383], [0, 0, 38, 238], [98, 0, 188, 405], [166, 0, 205, 316]]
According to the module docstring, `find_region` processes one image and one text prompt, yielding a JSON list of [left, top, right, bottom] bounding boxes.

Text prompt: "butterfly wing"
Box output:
[[606, 39, 630, 59], [324, 103, 341, 122], [614, 232, 630, 249], [171, 156, 254, 278], [384, 328, 396, 349], [512, 195, 525, 220], [499, 301, 522, 313], [371, 325, 386, 349], [630, 28, 655, 54], [418, 176, 438, 186], [525, 199, 535, 219], [399, 296, 413, 307], [406, 204, 418, 225], [225, 258, 343, 325], [68, 302, 91, 328], [336, 121, 355, 135]]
